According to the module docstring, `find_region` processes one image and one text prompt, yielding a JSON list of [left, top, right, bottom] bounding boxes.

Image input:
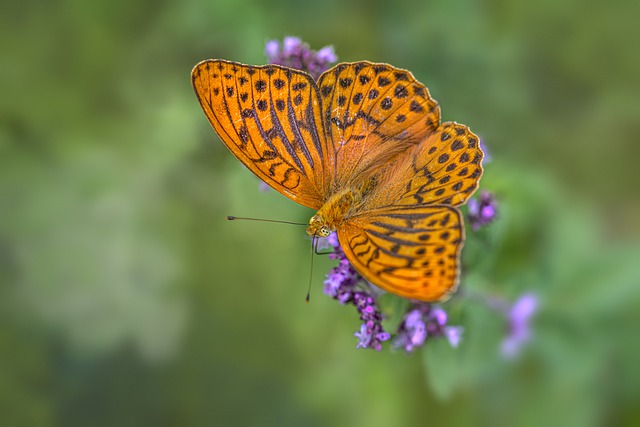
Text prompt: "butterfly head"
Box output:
[[306, 214, 332, 237]]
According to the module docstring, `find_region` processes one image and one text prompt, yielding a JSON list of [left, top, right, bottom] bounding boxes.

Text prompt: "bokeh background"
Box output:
[[2, 0, 640, 426]]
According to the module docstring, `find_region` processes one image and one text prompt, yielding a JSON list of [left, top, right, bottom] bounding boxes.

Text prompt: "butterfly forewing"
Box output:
[[339, 206, 464, 301], [192, 60, 327, 209], [317, 62, 441, 189]]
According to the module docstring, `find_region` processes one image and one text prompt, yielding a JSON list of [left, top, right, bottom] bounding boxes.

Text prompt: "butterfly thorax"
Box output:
[[306, 187, 364, 238]]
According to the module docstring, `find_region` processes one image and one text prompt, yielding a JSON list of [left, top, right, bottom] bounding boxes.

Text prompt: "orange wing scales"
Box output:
[[192, 60, 327, 209], [413, 122, 483, 206], [364, 122, 484, 211], [339, 206, 464, 301], [317, 62, 441, 190]]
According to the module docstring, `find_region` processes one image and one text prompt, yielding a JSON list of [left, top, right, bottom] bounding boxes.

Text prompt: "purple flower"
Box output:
[[322, 233, 390, 350], [326, 231, 339, 248], [258, 180, 271, 192], [467, 190, 498, 231], [354, 324, 373, 348], [394, 304, 463, 352], [401, 309, 427, 351], [316, 46, 338, 64], [480, 139, 491, 163], [431, 307, 447, 326], [264, 37, 337, 80], [444, 326, 463, 348], [282, 36, 303, 56], [353, 292, 390, 351], [501, 293, 538, 358], [264, 40, 280, 58], [322, 237, 358, 300]]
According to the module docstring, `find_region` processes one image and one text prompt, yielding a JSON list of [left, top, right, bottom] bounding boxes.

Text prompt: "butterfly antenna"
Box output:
[[306, 237, 318, 303], [227, 215, 307, 226]]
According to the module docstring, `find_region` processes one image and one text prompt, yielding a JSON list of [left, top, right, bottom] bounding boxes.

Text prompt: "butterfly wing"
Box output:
[[338, 205, 464, 301], [192, 60, 328, 209], [316, 62, 441, 191]]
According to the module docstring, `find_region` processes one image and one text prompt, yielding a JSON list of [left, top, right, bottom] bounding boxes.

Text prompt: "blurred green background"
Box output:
[[2, 0, 640, 426]]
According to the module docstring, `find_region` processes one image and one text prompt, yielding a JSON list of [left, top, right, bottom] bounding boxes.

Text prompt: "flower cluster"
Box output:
[[467, 190, 498, 231], [265, 36, 337, 80], [323, 233, 390, 351], [322, 233, 465, 352], [394, 304, 463, 352]]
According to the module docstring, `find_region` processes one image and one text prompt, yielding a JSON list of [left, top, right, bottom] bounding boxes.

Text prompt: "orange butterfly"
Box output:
[[192, 60, 483, 301]]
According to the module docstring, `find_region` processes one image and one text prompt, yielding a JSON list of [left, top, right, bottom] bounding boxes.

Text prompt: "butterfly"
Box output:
[[191, 60, 483, 301]]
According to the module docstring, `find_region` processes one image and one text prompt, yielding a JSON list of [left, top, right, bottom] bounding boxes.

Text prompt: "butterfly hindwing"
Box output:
[[192, 60, 327, 209], [366, 122, 484, 210], [338, 205, 464, 301]]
